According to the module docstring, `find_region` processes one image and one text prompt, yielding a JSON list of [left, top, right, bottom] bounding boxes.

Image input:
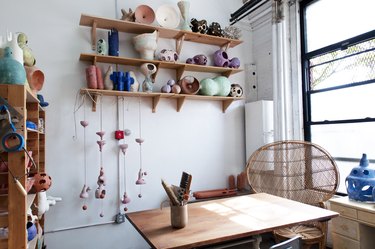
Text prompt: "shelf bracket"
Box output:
[[176, 65, 186, 80], [91, 21, 97, 51], [222, 70, 233, 78], [152, 94, 161, 113], [222, 99, 234, 113], [91, 94, 98, 112], [176, 96, 186, 112], [221, 41, 232, 52], [176, 34, 186, 55], [152, 62, 161, 82]]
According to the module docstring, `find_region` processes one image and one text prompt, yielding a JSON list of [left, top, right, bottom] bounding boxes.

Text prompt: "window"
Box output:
[[300, 0, 375, 193]]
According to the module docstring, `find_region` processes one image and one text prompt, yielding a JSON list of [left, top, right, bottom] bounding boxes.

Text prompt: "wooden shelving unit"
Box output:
[[0, 84, 46, 249], [79, 14, 244, 113]]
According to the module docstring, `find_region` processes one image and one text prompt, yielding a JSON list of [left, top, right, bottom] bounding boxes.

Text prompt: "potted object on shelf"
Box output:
[[178, 76, 200, 95], [186, 54, 207, 65], [133, 31, 158, 60], [134, 5, 155, 24], [200, 76, 231, 96], [177, 1, 192, 31], [190, 18, 208, 34], [25, 66, 45, 93], [346, 153, 375, 202], [156, 4, 180, 29], [0, 47, 26, 85]]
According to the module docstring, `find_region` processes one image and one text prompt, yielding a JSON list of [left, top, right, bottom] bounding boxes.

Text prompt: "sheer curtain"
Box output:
[[272, 0, 303, 141]]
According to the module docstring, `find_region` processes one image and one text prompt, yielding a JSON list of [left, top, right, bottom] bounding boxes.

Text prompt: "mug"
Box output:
[[170, 204, 188, 228]]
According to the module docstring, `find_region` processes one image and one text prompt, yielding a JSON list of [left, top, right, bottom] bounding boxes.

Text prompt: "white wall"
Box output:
[[0, 0, 252, 248]]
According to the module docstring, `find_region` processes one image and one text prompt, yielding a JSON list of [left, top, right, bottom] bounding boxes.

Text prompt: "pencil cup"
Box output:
[[170, 204, 188, 228]]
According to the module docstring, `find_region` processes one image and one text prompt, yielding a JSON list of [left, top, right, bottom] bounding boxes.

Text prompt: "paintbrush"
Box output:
[[161, 179, 179, 206]]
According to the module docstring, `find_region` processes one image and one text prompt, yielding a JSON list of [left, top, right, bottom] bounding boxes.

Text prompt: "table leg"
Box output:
[[251, 235, 262, 249]]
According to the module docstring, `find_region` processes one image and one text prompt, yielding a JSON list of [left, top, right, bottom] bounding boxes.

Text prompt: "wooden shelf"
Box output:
[[80, 53, 243, 79], [80, 88, 243, 113], [79, 14, 242, 51]]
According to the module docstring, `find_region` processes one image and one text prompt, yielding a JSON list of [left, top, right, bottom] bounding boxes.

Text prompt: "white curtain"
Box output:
[[272, 0, 303, 141]]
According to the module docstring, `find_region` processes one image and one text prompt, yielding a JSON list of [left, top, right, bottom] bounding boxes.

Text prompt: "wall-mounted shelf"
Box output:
[[80, 88, 243, 113], [79, 14, 243, 51], [80, 53, 243, 80]]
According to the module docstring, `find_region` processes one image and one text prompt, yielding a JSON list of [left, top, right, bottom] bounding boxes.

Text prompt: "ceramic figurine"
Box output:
[[97, 39, 107, 55], [158, 49, 178, 62], [140, 63, 157, 92], [213, 49, 229, 67], [108, 29, 119, 56], [0, 47, 26, 84], [104, 65, 114, 90], [17, 33, 35, 66], [208, 22, 224, 37], [121, 8, 135, 22], [190, 18, 208, 34], [133, 31, 158, 60], [177, 1, 192, 31]]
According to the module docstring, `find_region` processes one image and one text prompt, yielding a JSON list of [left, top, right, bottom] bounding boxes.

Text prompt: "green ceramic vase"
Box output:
[[0, 47, 26, 84]]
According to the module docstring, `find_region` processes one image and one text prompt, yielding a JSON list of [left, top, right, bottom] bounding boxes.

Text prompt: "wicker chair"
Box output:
[[246, 141, 339, 249]]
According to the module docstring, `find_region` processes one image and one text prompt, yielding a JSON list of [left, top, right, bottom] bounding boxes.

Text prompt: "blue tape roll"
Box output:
[[2, 132, 25, 152]]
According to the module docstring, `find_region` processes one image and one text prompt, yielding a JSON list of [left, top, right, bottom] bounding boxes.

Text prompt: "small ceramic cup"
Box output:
[[170, 204, 188, 228]]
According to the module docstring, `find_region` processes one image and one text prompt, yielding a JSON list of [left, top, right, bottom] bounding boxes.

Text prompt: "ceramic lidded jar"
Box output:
[[346, 153, 375, 202], [133, 31, 158, 60], [0, 47, 26, 84]]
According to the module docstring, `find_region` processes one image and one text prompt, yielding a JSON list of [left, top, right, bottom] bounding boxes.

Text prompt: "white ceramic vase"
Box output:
[[133, 31, 158, 60], [6, 32, 23, 65], [177, 1, 192, 31], [140, 63, 157, 92]]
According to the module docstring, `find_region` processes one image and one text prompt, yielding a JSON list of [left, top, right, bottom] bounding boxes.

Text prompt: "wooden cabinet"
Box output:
[[329, 197, 375, 249], [79, 14, 244, 113], [0, 84, 45, 249]]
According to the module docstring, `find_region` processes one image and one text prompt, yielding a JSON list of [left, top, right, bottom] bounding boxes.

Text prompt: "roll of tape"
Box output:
[[2, 132, 25, 152]]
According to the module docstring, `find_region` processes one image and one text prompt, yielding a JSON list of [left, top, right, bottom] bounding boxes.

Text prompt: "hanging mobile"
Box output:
[[135, 97, 147, 198], [95, 95, 106, 217], [79, 96, 90, 210]]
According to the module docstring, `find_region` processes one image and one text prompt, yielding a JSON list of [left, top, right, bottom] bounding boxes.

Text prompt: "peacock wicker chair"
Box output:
[[246, 141, 339, 249]]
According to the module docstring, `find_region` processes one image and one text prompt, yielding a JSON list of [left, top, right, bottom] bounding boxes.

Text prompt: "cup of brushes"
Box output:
[[161, 172, 192, 229]]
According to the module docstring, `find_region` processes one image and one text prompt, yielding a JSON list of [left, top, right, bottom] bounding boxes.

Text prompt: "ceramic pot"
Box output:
[[0, 47, 26, 84], [140, 63, 157, 92], [178, 76, 200, 95], [200, 76, 231, 96], [133, 31, 158, 60], [177, 1, 192, 31], [170, 204, 188, 228], [213, 49, 229, 67], [25, 66, 45, 93]]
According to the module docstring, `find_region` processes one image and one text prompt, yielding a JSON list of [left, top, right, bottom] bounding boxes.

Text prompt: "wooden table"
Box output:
[[126, 193, 339, 249]]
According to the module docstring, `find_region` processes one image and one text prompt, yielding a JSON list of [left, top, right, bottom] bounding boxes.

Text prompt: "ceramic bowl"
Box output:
[[156, 4, 180, 29]]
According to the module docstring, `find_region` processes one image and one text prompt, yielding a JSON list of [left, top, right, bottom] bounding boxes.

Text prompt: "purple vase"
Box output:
[[213, 49, 229, 67]]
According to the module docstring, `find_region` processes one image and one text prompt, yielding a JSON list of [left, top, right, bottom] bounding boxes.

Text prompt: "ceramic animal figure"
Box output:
[[190, 18, 208, 34]]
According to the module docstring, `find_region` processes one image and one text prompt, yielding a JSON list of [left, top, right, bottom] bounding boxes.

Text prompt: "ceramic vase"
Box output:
[[140, 63, 157, 92], [0, 47, 26, 84], [177, 1, 192, 31], [133, 31, 158, 60], [108, 29, 119, 56], [129, 71, 139, 92]]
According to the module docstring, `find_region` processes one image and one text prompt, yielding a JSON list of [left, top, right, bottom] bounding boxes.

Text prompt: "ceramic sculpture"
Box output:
[[133, 31, 158, 60], [104, 65, 114, 90], [190, 18, 208, 34], [97, 39, 107, 55], [213, 49, 229, 67], [121, 8, 135, 22], [208, 22, 224, 37], [129, 71, 139, 92], [177, 1, 192, 31], [134, 5, 155, 24], [108, 29, 119, 56], [6, 32, 23, 65], [156, 4, 180, 29], [17, 33, 35, 66], [140, 63, 157, 92], [86, 65, 97, 89], [229, 84, 243, 97], [25, 66, 44, 93], [158, 49, 178, 62], [199, 76, 231, 96], [178, 76, 200, 95], [0, 47, 26, 84], [186, 54, 207, 65]]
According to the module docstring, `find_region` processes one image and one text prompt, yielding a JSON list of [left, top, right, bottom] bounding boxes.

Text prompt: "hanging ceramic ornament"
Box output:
[[79, 99, 90, 211], [135, 98, 147, 198]]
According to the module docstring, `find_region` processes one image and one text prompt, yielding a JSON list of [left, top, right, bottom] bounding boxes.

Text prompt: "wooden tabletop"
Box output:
[[126, 193, 339, 249]]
